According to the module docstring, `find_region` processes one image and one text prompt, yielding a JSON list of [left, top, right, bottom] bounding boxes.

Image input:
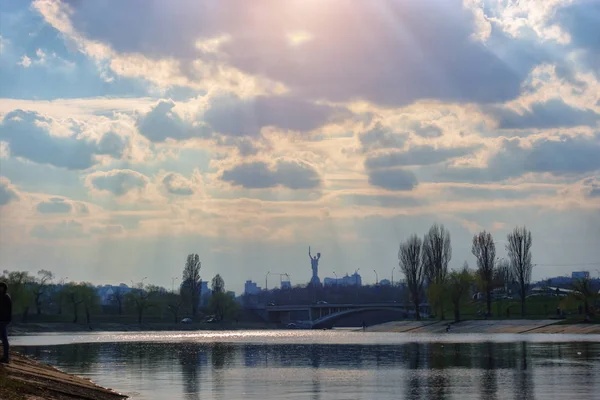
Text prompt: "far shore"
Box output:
[[8, 321, 279, 335], [7, 318, 600, 335], [365, 319, 600, 334]]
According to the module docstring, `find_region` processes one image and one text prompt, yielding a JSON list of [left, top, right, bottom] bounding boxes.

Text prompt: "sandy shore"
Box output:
[[366, 320, 600, 334], [0, 351, 126, 400]]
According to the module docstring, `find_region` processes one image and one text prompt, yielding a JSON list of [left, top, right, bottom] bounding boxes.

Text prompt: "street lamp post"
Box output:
[[265, 271, 271, 291], [392, 267, 396, 286], [374, 269, 378, 285], [171, 277, 179, 293], [333, 271, 338, 286]]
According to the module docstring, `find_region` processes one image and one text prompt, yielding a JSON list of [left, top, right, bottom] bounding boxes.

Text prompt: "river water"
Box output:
[[12, 330, 600, 400]]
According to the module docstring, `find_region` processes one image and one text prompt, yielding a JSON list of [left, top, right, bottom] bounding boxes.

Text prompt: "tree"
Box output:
[[110, 286, 125, 315], [125, 283, 157, 324], [208, 292, 240, 322], [78, 284, 100, 325], [32, 270, 54, 315], [1, 270, 35, 322], [62, 283, 84, 323], [571, 279, 597, 316], [166, 292, 184, 324], [494, 258, 512, 294], [212, 274, 225, 294], [182, 254, 202, 316], [506, 226, 533, 317], [471, 231, 496, 315], [422, 224, 452, 319], [398, 235, 425, 320], [447, 263, 475, 322]]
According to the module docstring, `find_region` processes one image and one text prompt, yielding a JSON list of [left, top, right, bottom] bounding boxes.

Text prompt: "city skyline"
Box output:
[[1, 0, 600, 295]]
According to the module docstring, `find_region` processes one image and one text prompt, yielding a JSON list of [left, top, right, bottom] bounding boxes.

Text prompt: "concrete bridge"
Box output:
[[264, 302, 430, 329]]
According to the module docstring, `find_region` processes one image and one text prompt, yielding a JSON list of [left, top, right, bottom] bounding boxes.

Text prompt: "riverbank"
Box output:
[[8, 321, 278, 335], [0, 351, 126, 400], [366, 319, 600, 334]]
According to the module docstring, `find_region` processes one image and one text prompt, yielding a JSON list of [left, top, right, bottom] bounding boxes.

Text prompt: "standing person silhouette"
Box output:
[[0, 282, 12, 364]]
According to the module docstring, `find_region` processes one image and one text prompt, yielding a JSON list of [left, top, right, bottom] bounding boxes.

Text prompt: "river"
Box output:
[[12, 330, 600, 400]]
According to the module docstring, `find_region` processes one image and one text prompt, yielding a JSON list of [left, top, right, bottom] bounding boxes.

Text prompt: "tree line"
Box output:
[[399, 224, 535, 321], [0, 253, 240, 325]]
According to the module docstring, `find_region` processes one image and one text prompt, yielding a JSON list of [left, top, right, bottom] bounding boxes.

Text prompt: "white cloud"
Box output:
[[18, 55, 32, 68]]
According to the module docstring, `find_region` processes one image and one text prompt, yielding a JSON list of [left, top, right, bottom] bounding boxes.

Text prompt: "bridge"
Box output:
[[263, 302, 430, 329]]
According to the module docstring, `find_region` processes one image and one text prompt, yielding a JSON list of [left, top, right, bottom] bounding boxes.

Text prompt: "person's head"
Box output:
[[0, 282, 7, 295]]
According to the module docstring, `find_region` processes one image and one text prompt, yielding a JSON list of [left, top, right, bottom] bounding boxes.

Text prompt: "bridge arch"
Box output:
[[311, 307, 414, 329]]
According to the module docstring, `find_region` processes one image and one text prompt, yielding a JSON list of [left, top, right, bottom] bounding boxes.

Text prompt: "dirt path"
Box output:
[[0, 352, 127, 400]]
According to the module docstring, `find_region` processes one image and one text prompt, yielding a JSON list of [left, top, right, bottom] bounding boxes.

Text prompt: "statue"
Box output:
[[309, 246, 322, 287]]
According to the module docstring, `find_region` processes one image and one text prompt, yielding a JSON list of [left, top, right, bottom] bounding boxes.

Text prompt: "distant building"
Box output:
[[572, 271, 590, 280], [281, 280, 291, 290], [323, 272, 362, 287], [201, 281, 212, 295], [244, 280, 261, 295]]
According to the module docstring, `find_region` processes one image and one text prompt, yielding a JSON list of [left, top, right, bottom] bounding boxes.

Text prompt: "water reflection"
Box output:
[[14, 338, 600, 400]]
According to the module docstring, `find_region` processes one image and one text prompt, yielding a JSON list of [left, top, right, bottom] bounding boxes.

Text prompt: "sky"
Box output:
[[0, 0, 599, 294]]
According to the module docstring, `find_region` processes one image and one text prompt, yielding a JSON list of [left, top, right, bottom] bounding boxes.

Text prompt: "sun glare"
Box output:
[[286, 31, 314, 46]]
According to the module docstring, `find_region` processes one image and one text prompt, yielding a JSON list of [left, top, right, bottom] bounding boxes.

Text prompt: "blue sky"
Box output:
[[1, 0, 599, 293]]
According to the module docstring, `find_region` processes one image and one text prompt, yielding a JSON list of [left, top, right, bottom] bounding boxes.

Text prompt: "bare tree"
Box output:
[[398, 235, 425, 320], [166, 293, 184, 324], [110, 286, 125, 315], [422, 224, 452, 319], [472, 231, 496, 315], [33, 270, 54, 315], [182, 254, 202, 316], [506, 226, 533, 317], [126, 282, 157, 324]]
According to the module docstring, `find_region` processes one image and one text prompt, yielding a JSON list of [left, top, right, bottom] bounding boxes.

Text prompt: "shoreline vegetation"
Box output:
[[0, 352, 127, 400]]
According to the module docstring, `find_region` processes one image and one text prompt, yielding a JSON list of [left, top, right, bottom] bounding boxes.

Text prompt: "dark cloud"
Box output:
[[359, 123, 407, 153], [221, 159, 321, 189], [63, 0, 545, 106], [583, 177, 600, 199], [203, 94, 351, 136], [96, 131, 129, 158], [555, 1, 600, 75], [31, 220, 87, 239], [439, 135, 600, 182], [216, 136, 260, 156], [491, 99, 600, 129], [0, 179, 19, 206], [367, 168, 418, 191], [88, 169, 148, 196], [0, 110, 128, 169], [36, 198, 73, 214], [162, 172, 194, 195], [413, 123, 443, 138], [365, 145, 479, 169], [136, 100, 210, 142]]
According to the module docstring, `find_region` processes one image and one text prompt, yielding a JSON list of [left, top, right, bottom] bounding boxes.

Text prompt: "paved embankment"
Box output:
[[366, 320, 600, 334], [0, 352, 127, 400]]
